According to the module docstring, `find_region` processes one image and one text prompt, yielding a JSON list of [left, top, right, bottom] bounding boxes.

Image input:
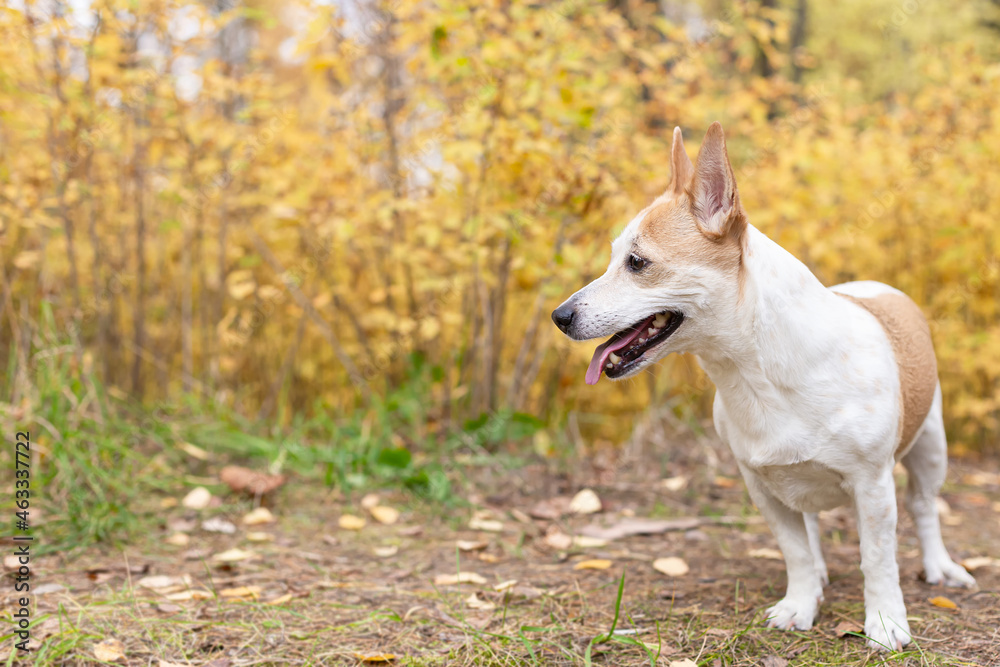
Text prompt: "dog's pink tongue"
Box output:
[[585, 320, 649, 385]]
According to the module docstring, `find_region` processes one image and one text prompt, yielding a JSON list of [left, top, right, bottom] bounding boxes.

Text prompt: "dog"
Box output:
[[551, 123, 975, 651]]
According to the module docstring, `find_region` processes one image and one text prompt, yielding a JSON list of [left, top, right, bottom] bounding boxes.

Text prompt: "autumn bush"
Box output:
[[0, 0, 997, 455]]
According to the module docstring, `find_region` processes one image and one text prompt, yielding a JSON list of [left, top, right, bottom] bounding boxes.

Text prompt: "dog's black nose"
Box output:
[[551, 304, 575, 333]]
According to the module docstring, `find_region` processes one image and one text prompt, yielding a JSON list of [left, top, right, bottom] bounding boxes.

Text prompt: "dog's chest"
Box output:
[[751, 461, 850, 513]]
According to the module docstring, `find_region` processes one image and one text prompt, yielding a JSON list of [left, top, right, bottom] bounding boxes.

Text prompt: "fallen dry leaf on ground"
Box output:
[[469, 515, 504, 532], [834, 619, 864, 637], [748, 548, 783, 560], [3, 555, 20, 570], [573, 559, 612, 570], [352, 653, 395, 663], [202, 517, 237, 534], [369, 505, 400, 525], [93, 638, 126, 662], [374, 546, 398, 557], [929, 595, 958, 609], [268, 593, 294, 605], [961, 556, 998, 571], [456, 540, 488, 552], [159, 660, 188, 667], [434, 572, 487, 585], [570, 488, 602, 514], [219, 586, 261, 599], [661, 476, 688, 492], [528, 496, 571, 520], [762, 656, 789, 667], [165, 590, 213, 601], [580, 517, 701, 541], [361, 493, 380, 509], [212, 548, 254, 563], [165, 532, 190, 547], [573, 536, 609, 548], [466, 592, 496, 610], [652, 557, 690, 577], [339, 514, 366, 530], [220, 465, 286, 495], [668, 660, 697, 667], [137, 575, 190, 589], [181, 487, 212, 510], [493, 579, 518, 592], [544, 531, 573, 550], [246, 531, 274, 542], [243, 507, 275, 525]]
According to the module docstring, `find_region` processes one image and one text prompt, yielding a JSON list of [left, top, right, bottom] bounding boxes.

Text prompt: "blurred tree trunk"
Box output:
[[790, 0, 809, 83]]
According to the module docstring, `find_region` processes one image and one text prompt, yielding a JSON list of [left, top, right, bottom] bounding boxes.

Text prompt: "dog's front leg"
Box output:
[[853, 468, 911, 651], [739, 465, 823, 631]]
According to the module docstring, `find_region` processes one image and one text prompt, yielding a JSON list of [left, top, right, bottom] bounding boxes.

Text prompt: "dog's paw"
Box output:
[[924, 558, 976, 588], [764, 596, 818, 631], [864, 609, 911, 652]]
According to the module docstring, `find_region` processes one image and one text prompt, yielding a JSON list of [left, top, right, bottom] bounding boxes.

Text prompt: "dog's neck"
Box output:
[[695, 225, 843, 437]]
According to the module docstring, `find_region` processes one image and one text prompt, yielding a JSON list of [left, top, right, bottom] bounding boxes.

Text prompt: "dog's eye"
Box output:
[[628, 254, 646, 272]]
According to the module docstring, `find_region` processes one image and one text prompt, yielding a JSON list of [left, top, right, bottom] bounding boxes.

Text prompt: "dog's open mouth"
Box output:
[[585, 311, 684, 385]]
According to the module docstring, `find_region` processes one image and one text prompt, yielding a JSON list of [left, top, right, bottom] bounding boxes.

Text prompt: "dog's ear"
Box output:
[[690, 122, 746, 242], [666, 126, 694, 197]]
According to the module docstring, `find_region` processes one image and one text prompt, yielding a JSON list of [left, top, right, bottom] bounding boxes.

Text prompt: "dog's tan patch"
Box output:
[[838, 292, 937, 452], [635, 200, 743, 287]]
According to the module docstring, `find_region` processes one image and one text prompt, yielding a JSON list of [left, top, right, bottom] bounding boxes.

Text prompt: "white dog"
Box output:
[[552, 123, 975, 651]]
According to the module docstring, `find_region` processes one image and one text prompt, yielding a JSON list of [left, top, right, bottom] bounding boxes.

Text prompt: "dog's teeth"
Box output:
[[638, 338, 646, 344], [653, 313, 667, 328], [648, 327, 658, 336], [605, 362, 613, 369], [609, 352, 621, 364]]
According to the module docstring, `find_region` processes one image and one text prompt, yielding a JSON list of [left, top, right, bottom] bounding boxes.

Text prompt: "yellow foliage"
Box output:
[[0, 0, 997, 451]]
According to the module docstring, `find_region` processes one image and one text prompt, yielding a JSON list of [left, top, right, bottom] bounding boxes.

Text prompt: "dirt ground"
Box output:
[[8, 439, 1000, 666]]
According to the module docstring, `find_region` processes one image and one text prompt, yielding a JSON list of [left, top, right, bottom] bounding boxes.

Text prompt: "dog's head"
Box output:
[[552, 122, 748, 384]]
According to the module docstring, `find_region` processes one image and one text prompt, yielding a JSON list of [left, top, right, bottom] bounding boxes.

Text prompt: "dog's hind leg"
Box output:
[[804, 512, 829, 587], [901, 383, 976, 588]]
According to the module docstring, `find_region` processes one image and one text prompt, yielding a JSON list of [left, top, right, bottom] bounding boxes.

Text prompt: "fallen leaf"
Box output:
[[580, 517, 701, 541], [93, 638, 126, 662], [137, 575, 190, 589], [573, 536, 609, 548], [929, 595, 958, 609], [528, 496, 571, 520], [243, 507, 275, 525], [165, 590, 213, 601], [369, 505, 400, 525], [181, 487, 212, 510], [668, 660, 698, 667], [961, 556, 997, 571], [570, 488, 602, 515], [661, 476, 688, 492], [268, 593, 294, 605], [246, 531, 274, 542], [374, 546, 399, 557], [469, 516, 504, 532], [33, 583, 66, 595], [466, 592, 496, 610], [339, 514, 366, 530], [544, 531, 573, 550], [179, 442, 210, 460], [168, 517, 198, 533], [748, 548, 784, 560], [160, 661, 188, 667], [155, 603, 182, 614], [160, 497, 178, 509], [653, 557, 690, 577], [3, 555, 20, 570], [212, 548, 254, 563], [202, 517, 237, 534], [573, 559, 612, 570], [456, 540, 488, 552], [434, 572, 487, 585], [219, 586, 261, 599], [510, 508, 532, 524], [478, 552, 500, 563], [165, 532, 190, 547], [713, 476, 738, 489], [493, 579, 518, 592], [220, 465, 286, 495], [834, 619, 864, 637], [352, 653, 395, 663], [762, 656, 789, 667], [361, 493, 381, 509]]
